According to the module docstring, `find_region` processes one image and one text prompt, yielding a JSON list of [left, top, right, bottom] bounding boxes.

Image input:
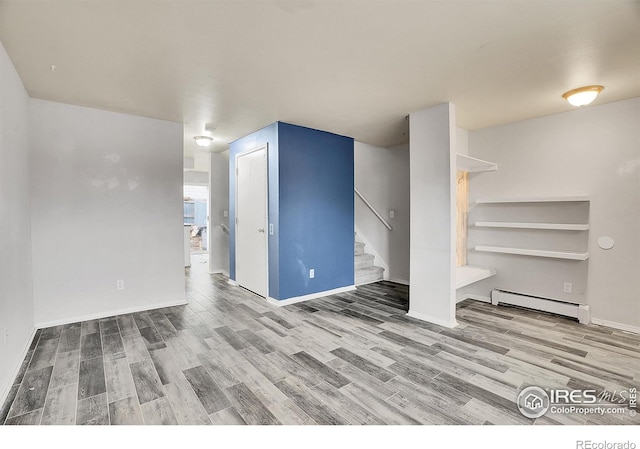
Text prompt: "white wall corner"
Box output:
[[409, 102, 457, 329], [0, 326, 37, 408]]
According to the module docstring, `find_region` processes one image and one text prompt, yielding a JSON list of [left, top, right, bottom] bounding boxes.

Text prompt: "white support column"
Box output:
[[208, 152, 230, 275], [407, 103, 458, 328]]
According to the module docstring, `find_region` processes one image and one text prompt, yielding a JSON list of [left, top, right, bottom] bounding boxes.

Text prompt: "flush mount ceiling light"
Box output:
[[562, 85, 604, 107], [194, 135, 213, 147]]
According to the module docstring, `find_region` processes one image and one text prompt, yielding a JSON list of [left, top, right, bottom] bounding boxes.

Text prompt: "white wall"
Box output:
[[456, 127, 469, 156], [208, 152, 230, 274], [408, 103, 457, 328], [184, 170, 209, 185], [354, 141, 410, 283], [468, 98, 640, 330], [30, 99, 186, 326], [0, 42, 34, 404]]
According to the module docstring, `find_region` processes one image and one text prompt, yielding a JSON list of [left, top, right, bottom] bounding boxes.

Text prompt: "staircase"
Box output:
[[354, 236, 385, 285]]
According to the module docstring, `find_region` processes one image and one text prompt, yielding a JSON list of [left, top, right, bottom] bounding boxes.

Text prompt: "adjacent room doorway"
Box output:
[[183, 184, 209, 255]]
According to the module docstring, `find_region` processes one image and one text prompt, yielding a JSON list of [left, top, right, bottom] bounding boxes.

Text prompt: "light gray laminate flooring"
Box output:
[[2, 264, 639, 425]]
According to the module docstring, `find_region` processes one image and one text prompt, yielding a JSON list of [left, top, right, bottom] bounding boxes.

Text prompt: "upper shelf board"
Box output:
[[456, 154, 497, 173], [474, 196, 591, 204]]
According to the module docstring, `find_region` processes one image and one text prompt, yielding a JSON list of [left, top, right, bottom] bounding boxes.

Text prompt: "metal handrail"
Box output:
[[354, 188, 392, 231]]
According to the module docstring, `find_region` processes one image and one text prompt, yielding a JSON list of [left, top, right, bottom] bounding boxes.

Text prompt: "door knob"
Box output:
[[258, 228, 265, 233]]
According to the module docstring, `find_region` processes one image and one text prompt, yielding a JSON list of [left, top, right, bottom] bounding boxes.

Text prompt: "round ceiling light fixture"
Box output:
[[562, 85, 604, 107], [194, 135, 213, 147]]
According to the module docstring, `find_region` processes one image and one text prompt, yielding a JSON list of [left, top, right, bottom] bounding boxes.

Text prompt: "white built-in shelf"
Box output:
[[474, 196, 590, 204], [456, 154, 497, 173], [475, 245, 589, 260], [456, 265, 496, 289], [473, 222, 589, 231]]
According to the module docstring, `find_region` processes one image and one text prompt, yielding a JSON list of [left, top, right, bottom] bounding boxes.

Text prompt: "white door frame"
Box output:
[[235, 144, 269, 298]]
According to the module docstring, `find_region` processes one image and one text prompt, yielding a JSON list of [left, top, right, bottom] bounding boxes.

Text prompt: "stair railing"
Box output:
[[354, 188, 393, 231]]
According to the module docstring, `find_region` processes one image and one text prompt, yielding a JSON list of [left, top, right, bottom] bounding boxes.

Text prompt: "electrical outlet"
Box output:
[[223, 210, 228, 218], [117, 280, 125, 290], [563, 282, 572, 294], [309, 269, 315, 279]]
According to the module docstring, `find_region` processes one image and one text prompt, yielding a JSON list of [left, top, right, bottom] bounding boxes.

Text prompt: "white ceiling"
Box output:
[[1, 1, 639, 159]]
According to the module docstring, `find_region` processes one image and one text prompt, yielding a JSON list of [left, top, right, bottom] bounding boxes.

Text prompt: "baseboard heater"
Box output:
[[491, 289, 590, 324]]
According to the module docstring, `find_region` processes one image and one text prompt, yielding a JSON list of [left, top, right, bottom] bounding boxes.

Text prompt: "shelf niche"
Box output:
[[472, 196, 590, 262], [455, 153, 497, 290]]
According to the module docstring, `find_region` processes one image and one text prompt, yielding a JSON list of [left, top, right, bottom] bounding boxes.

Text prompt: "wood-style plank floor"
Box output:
[[2, 262, 639, 425]]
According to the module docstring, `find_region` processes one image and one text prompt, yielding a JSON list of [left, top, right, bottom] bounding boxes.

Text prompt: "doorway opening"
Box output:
[[184, 184, 209, 255]]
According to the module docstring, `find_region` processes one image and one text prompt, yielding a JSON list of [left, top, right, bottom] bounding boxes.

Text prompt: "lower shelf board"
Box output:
[[474, 245, 589, 261], [456, 265, 496, 289]]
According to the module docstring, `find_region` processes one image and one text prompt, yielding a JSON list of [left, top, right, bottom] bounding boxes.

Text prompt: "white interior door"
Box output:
[[236, 146, 268, 297]]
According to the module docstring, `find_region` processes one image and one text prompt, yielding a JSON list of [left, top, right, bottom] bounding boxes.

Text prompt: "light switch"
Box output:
[[389, 210, 396, 219]]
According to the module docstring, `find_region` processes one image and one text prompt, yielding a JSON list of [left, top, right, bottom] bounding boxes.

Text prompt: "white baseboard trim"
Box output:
[[266, 285, 356, 307], [34, 299, 188, 330], [387, 278, 410, 286], [209, 269, 229, 276], [457, 293, 491, 304], [591, 318, 640, 335], [0, 326, 37, 409], [406, 309, 458, 329], [355, 278, 384, 287]]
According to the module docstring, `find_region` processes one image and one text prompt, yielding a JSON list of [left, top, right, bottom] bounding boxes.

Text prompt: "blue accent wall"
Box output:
[[229, 121, 354, 301], [277, 123, 354, 299]]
